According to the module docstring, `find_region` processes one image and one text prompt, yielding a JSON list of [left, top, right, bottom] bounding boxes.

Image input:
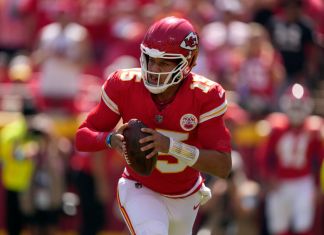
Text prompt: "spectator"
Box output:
[[303, 0, 324, 88], [197, 151, 261, 235], [0, 52, 9, 82], [69, 146, 111, 235], [19, 114, 66, 235], [0, 97, 39, 235], [8, 54, 33, 83], [0, 0, 36, 61], [237, 22, 285, 117], [32, 0, 91, 114], [267, 0, 316, 87], [78, 0, 111, 65], [200, 0, 250, 88]]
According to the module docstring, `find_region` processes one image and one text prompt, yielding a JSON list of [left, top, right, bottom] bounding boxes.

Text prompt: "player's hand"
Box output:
[[139, 128, 170, 159], [110, 123, 127, 156]]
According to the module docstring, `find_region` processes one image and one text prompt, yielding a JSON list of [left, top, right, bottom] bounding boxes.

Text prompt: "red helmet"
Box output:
[[279, 83, 314, 126], [140, 16, 199, 94]]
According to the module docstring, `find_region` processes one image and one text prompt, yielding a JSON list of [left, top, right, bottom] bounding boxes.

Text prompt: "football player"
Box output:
[[260, 83, 323, 235], [75, 16, 232, 235]]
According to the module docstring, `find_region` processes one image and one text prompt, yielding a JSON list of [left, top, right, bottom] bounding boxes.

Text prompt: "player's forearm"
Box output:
[[75, 103, 120, 152], [75, 127, 109, 152], [167, 138, 232, 178], [192, 150, 232, 178]]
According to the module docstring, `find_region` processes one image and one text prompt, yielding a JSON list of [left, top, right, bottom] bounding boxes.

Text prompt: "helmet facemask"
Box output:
[[140, 44, 191, 94]]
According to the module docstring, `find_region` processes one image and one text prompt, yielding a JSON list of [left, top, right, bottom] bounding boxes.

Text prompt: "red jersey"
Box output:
[[262, 116, 323, 180], [76, 68, 231, 196]]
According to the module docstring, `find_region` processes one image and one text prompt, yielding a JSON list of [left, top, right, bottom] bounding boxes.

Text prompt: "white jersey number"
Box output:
[[276, 132, 309, 169], [156, 129, 189, 173]]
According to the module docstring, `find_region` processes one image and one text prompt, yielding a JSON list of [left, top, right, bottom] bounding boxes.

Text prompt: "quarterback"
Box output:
[[75, 16, 232, 235]]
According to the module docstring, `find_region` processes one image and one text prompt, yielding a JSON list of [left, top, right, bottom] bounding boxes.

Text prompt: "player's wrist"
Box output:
[[168, 138, 199, 166], [105, 132, 113, 148]]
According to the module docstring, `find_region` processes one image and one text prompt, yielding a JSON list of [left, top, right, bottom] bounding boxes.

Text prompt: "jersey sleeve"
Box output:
[[197, 83, 231, 152], [75, 71, 123, 152]]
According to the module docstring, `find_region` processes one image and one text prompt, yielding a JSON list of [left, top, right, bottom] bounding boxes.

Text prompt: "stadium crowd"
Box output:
[[0, 0, 323, 235]]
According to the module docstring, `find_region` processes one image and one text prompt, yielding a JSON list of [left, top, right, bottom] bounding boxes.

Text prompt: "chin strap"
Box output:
[[168, 138, 200, 166]]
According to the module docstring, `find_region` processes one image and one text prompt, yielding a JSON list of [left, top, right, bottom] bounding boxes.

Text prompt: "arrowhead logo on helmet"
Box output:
[[181, 32, 199, 50]]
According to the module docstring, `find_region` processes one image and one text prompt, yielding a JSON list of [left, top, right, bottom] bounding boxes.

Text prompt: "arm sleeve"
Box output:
[[75, 72, 121, 152]]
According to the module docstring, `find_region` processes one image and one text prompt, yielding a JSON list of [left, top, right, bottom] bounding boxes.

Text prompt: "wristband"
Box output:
[[168, 138, 199, 166], [105, 132, 113, 148]]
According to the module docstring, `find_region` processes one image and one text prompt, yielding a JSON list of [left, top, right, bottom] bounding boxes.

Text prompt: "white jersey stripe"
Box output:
[[101, 86, 120, 115], [199, 105, 227, 123], [199, 100, 227, 123]]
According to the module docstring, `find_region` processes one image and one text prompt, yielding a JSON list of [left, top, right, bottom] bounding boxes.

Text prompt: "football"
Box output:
[[123, 119, 157, 176]]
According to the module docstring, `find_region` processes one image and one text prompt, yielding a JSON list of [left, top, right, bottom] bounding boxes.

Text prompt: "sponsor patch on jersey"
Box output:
[[180, 114, 198, 131]]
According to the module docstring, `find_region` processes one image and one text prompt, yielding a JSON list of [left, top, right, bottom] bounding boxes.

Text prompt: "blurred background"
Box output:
[[0, 0, 323, 235]]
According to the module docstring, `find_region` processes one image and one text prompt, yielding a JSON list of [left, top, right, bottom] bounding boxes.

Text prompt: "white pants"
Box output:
[[266, 176, 315, 234], [117, 178, 211, 235]]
